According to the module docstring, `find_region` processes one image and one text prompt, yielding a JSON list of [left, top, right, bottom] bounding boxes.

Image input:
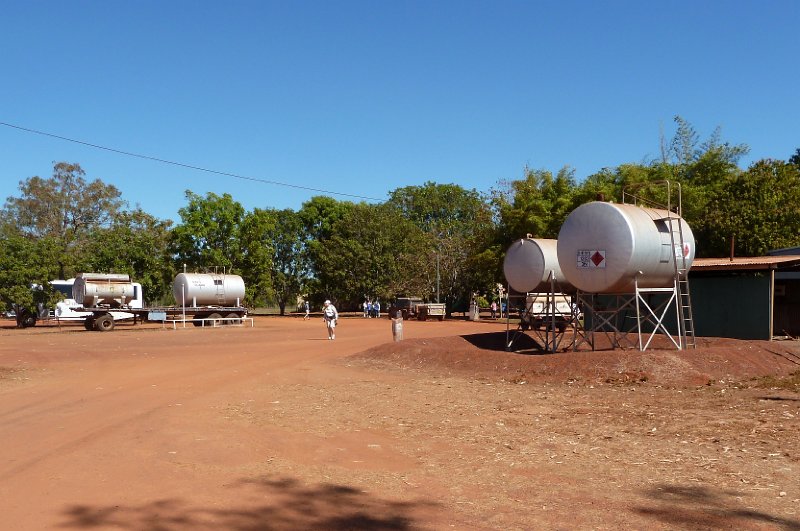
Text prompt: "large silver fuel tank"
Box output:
[[556, 201, 695, 293], [73, 273, 136, 307], [503, 238, 573, 293], [172, 273, 246, 307]]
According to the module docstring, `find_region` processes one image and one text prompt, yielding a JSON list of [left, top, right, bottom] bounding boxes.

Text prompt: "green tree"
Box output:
[[316, 203, 428, 308], [1, 162, 124, 279], [297, 196, 355, 300], [170, 191, 245, 272], [269, 209, 309, 314], [703, 159, 800, 256], [388, 182, 494, 311], [239, 208, 277, 307], [0, 227, 62, 312], [789, 148, 800, 167], [493, 166, 578, 243], [572, 167, 622, 206]]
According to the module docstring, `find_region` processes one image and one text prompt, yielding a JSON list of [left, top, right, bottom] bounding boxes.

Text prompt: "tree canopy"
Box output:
[[2, 162, 124, 279]]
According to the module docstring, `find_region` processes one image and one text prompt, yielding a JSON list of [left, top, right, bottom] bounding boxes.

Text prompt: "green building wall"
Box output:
[[689, 274, 771, 340]]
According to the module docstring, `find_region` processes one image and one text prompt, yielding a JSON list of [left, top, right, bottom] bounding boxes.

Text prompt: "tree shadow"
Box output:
[[633, 484, 800, 530], [59, 475, 438, 530]]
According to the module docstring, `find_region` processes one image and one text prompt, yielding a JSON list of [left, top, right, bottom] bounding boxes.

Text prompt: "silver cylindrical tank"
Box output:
[[503, 238, 573, 293], [172, 273, 246, 307], [73, 273, 136, 307], [557, 201, 695, 293]]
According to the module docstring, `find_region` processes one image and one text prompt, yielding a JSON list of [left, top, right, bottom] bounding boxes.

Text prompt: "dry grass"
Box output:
[[749, 370, 800, 392]]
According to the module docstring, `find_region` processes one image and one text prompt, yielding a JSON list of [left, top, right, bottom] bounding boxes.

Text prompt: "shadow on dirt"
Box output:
[[633, 485, 800, 530], [59, 475, 437, 530], [460, 331, 566, 355], [758, 396, 800, 402]]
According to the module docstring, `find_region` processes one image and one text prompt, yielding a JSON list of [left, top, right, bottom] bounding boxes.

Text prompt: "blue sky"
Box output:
[[2, 1, 798, 222]]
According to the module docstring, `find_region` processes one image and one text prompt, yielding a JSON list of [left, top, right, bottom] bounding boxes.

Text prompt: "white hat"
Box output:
[[324, 300, 331, 305]]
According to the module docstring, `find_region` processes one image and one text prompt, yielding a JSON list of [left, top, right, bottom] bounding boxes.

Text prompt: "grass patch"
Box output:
[[749, 370, 800, 391]]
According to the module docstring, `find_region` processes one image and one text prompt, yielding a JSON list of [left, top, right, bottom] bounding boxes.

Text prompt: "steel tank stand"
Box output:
[[505, 273, 585, 353], [574, 291, 640, 351]]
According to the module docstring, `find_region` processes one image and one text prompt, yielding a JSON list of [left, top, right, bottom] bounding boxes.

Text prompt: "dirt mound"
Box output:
[[348, 332, 800, 387]]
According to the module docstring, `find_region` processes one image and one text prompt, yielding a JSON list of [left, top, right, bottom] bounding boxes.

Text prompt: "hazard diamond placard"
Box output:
[[577, 250, 606, 269]]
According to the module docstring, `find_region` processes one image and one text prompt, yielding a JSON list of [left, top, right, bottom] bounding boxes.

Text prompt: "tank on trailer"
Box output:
[[172, 273, 246, 307], [556, 201, 695, 294], [72, 273, 138, 307]]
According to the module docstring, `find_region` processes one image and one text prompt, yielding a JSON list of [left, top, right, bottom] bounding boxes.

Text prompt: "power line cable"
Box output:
[[0, 121, 384, 202]]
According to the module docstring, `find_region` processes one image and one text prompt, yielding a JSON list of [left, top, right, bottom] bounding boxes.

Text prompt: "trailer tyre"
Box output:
[[19, 310, 37, 328], [95, 314, 115, 332], [84, 317, 95, 331], [225, 312, 241, 325]]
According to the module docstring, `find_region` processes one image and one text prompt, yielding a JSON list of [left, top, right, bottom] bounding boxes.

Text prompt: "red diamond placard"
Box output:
[[591, 251, 605, 267]]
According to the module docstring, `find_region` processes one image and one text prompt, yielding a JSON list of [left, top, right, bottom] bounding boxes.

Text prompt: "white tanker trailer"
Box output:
[[71, 272, 248, 331]]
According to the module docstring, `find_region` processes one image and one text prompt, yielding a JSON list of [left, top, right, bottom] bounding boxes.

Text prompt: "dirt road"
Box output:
[[1, 316, 798, 530]]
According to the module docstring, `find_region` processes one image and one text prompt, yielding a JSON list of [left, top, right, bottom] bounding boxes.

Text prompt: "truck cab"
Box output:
[[388, 297, 446, 321], [389, 297, 424, 319]]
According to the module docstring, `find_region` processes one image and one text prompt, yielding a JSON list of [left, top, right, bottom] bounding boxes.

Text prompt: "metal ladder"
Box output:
[[214, 274, 226, 305], [667, 212, 696, 349], [623, 180, 696, 350]]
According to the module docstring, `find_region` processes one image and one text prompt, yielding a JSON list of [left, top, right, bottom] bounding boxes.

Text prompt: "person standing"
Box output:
[[366, 300, 373, 318], [490, 301, 497, 319], [322, 300, 339, 340], [374, 299, 381, 319], [303, 300, 310, 320], [363, 299, 369, 318]]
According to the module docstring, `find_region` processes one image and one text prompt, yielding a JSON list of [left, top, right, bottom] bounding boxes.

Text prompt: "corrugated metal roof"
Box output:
[[691, 255, 800, 271]]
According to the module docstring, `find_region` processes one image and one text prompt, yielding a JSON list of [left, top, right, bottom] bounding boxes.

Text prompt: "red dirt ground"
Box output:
[[1, 316, 798, 530]]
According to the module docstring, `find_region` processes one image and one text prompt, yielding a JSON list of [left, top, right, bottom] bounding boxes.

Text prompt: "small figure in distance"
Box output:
[[322, 300, 339, 340], [303, 300, 310, 320]]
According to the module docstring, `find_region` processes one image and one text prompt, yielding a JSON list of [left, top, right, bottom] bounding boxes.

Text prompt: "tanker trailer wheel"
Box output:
[[84, 317, 95, 330], [438, 315, 445, 321], [18, 309, 37, 328], [224, 312, 242, 325], [207, 313, 222, 327], [94, 314, 115, 332]]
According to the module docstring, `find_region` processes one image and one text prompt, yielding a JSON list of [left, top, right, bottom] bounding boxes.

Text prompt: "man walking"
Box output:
[[322, 300, 339, 340]]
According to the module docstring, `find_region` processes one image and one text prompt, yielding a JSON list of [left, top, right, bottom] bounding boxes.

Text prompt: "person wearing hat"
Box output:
[[322, 300, 339, 340]]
